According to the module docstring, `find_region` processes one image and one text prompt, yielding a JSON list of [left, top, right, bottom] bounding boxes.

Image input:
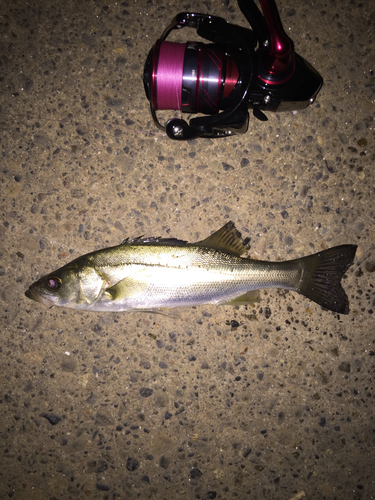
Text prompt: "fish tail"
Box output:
[[297, 245, 357, 314]]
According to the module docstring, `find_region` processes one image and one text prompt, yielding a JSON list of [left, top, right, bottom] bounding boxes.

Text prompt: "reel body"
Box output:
[[143, 0, 323, 140]]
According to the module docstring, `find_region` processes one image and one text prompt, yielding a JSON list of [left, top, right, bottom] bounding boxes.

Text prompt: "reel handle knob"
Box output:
[[165, 118, 204, 141]]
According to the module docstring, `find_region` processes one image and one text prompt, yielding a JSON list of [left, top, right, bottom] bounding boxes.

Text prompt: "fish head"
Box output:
[[25, 259, 104, 309], [25, 263, 82, 308]]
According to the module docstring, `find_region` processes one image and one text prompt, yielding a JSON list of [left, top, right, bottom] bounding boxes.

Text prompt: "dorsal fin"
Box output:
[[193, 222, 250, 256], [122, 236, 188, 247]]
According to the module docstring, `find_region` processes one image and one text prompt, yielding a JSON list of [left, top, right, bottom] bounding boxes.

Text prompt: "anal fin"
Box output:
[[218, 290, 260, 306]]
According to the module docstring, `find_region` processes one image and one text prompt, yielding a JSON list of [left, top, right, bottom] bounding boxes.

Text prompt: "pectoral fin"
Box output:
[[104, 270, 177, 316], [105, 269, 151, 301]]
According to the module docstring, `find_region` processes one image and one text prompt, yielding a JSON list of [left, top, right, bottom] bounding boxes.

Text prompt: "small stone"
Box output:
[[95, 412, 114, 426], [222, 162, 234, 171], [40, 413, 61, 425], [330, 347, 339, 357], [140, 388, 153, 397], [264, 307, 271, 319], [85, 392, 96, 404], [126, 457, 139, 471], [175, 406, 185, 416], [159, 455, 170, 469], [355, 245, 364, 260], [285, 236, 293, 246], [190, 467, 202, 479], [207, 492, 217, 499], [285, 8, 296, 16], [281, 210, 289, 219], [255, 464, 265, 471], [95, 460, 108, 473], [96, 483, 110, 491], [319, 416, 326, 427], [338, 362, 350, 373], [106, 97, 124, 108], [71, 189, 84, 198], [23, 380, 33, 392], [357, 137, 367, 147], [61, 359, 77, 372]]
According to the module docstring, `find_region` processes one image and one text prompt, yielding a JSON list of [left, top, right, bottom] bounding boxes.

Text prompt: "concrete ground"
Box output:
[[1, 0, 374, 499]]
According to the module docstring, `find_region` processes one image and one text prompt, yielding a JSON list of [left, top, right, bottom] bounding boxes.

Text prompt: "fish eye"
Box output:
[[46, 276, 62, 290]]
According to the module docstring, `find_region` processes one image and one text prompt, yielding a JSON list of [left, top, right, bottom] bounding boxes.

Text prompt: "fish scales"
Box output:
[[90, 244, 301, 288], [85, 244, 302, 311]]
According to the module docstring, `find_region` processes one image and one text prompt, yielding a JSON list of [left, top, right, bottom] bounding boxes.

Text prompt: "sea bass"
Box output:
[[25, 222, 357, 314]]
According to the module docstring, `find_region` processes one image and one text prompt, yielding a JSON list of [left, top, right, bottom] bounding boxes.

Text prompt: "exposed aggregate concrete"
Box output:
[[0, 0, 374, 499]]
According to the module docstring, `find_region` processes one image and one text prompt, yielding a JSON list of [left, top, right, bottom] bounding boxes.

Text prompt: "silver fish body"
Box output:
[[25, 222, 357, 314]]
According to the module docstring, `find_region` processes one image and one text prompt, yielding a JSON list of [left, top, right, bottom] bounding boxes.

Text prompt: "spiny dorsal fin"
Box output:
[[193, 221, 250, 256], [122, 236, 188, 247]]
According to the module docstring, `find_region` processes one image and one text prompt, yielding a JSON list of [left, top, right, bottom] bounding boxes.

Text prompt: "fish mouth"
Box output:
[[25, 288, 54, 307], [25, 288, 38, 302]]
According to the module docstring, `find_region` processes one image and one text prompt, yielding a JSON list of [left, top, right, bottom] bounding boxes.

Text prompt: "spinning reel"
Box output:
[[143, 0, 323, 140]]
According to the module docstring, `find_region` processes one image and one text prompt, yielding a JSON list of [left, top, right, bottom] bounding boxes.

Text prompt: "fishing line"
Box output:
[[154, 41, 185, 111]]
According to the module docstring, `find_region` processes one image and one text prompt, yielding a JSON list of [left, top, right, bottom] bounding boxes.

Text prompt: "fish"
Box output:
[[25, 221, 357, 315]]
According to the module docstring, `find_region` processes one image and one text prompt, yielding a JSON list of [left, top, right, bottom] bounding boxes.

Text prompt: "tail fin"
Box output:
[[297, 245, 357, 314]]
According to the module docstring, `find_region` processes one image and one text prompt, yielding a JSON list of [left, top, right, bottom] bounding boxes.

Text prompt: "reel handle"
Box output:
[[259, 0, 294, 77], [165, 105, 250, 140], [239, 0, 294, 81]]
